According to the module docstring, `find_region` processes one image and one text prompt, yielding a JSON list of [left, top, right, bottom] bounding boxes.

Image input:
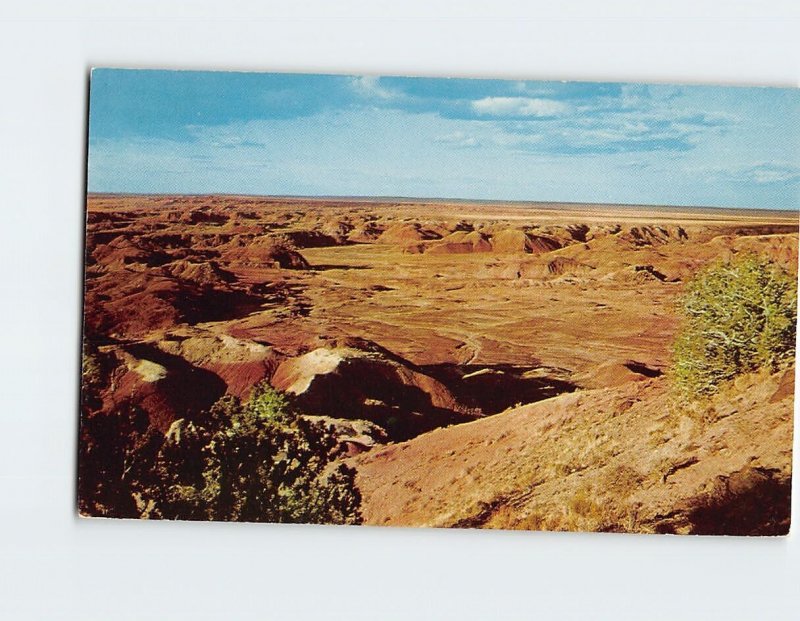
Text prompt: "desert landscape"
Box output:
[[79, 193, 798, 534]]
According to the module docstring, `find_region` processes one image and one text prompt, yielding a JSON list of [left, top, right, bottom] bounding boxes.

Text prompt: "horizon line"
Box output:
[[85, 191, 799, 215]]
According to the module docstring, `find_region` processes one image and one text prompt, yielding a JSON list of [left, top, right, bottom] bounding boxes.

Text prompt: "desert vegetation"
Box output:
[[79, 378, 362, 524], [672, 254, 797, 399]]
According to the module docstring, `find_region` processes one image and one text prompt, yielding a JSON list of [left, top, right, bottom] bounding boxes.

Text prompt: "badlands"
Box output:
[[80, 194, 798, 533]]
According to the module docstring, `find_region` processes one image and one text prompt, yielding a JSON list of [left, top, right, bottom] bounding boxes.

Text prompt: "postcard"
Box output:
[[80, 69, 798, 534]]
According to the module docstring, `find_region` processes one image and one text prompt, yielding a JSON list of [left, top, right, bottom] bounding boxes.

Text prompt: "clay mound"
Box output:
[[188, 232, 238, 250], [618, 225, 688, 247], [578, 359, 663, 389], [84, 272, 187, 336], [448, 220, 475, 233], [377, 223, 443, 245], [347, 222, 384, 243], [224, 235, 310, 269], [87, 211, 128, 226], [308, 335, 415, 364], [320, 220, 355, 241], [84, 267, 264, 339], [89, 235, 150, 269], [85, 230, 127, 249], [608, 264, 672, 284], [426, 242, 477, 255], [233, 209, 259, 221], [157, 333, 283, 399], [533, 225, 581, 246], [518, 256, 595, 279], [731, 234, 799, 272], [440, 231, 469, 244], [271, 345, 476, 440], [138, 232, 194, 252], [402, 243, 428, 255], [491, 229, 561, 254], [284, 230, 342, 248], [566, 224, 592, 242], [546, 256, 594, 276], [427, 231, 492, 255], [424, 222, 454, 238], [161, 260, 235, 288], [99, 344, 228, 433], [181, 210, 229, 226]]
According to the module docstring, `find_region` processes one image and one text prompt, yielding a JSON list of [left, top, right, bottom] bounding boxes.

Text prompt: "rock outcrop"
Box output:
[[377, 223, 443, 245], [223, 235, 310, 269], [426, 231, 493, 255], [156, 333, 282, 399], [271, 344, 477, 440], [490, 229, 562, 254], [98, 344, 227, 433]]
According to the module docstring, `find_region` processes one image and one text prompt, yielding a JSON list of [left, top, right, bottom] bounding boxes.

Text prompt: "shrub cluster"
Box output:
[[78, 382, 362, 524], [672, 254, 797, 398]]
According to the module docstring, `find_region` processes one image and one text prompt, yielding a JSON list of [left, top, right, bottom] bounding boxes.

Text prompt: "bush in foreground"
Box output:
[[79, 382, 362, 525], [672, 253, 796, 399]]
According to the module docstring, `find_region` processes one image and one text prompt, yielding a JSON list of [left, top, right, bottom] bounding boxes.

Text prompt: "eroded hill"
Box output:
[[353, 368, 793, 535]]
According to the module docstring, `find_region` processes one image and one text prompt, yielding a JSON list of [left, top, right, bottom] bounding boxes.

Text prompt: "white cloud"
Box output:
[[739, 162, 800, 183], [434, 131, 480, 148], [471, 96, 568, 118], [350, 76, 401, 101], [689, 162, 800, 185], [511, 81, 555, 97], [749, 163, 800, 184], [490, 132, 543, 148]]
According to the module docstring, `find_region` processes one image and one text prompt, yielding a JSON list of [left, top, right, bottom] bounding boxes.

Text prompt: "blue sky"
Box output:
[[88, 69, 799, 209]]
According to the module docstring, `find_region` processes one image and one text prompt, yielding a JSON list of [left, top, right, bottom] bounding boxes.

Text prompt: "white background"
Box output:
[[1, 2, 799, 619]]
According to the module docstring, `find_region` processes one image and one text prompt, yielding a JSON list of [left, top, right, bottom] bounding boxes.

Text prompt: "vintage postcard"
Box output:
[[80, 69, 798, 534]]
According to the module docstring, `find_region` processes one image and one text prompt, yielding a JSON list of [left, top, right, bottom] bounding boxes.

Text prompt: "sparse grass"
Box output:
[[568, 486, 600, 517], [565, 486, 608, 531]]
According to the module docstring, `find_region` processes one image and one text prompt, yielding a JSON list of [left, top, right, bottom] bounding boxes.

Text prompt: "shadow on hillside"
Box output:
[[654, 467, 791, 536], [686, 467, 791, 536], [420, 363, 578, 415]]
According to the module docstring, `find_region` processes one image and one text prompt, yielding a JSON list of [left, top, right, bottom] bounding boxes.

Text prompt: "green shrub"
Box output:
[[672, 253, 797, 398], [79, 382, 362, 525]]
